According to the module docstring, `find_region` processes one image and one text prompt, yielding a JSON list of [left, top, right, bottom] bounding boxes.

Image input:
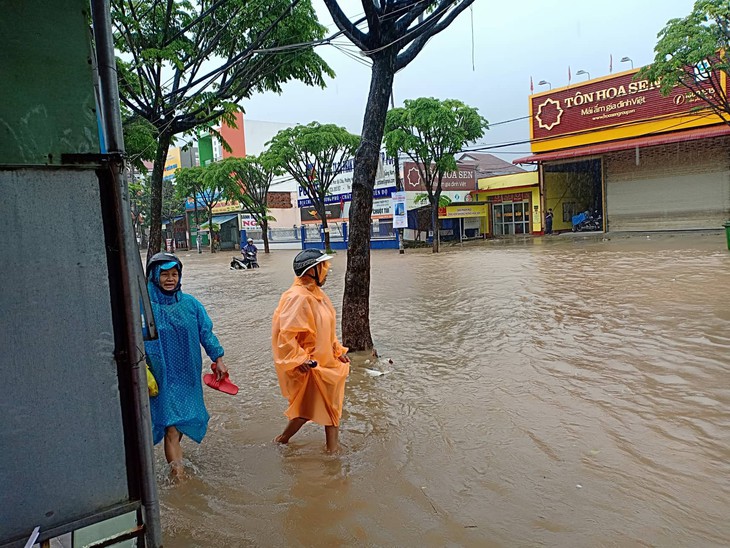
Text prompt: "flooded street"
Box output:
[[157, 234, 730, 547]]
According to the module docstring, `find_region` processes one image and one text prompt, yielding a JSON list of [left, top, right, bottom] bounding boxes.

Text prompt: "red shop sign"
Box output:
[[530, 67, 718, 140]]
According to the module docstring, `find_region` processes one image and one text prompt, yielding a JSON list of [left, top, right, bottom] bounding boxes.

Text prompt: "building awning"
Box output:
[[161, 214, 185, 228], [513, 124, 730, 164], [162, 214, 185, 223], [477, 171, 538, 191], [200, 214, 238, 229]]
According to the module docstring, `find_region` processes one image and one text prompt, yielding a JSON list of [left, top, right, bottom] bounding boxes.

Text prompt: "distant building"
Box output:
[[163, 146, 196, 182], [456, 152, 526, 178], [216, 113, 295, 168], [183, 113, 303, 248]]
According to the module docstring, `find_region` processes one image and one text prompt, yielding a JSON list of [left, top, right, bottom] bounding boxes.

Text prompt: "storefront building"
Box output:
[[437, 203, 489, 240], [471, 171, 540, 235], [514, 66, 730, 232], [185, 190, 296, 249], [186, 200, 240, 249], [297, 154, 399, 244], [403, 161, 479, 240]]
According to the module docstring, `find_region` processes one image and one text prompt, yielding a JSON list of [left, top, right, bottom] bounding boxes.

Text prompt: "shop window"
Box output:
[[563, 202, 578, 222]]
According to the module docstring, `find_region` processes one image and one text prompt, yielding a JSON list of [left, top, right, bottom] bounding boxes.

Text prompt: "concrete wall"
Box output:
[[544, 171, 597, 232], [244, 119, 296, 157]]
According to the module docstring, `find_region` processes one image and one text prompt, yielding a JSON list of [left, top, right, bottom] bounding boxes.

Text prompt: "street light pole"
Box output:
[[390, 92, 405, 254]]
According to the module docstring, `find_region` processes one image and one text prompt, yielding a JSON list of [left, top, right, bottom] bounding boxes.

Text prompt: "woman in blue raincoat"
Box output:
[[145, 252, 228, 477]]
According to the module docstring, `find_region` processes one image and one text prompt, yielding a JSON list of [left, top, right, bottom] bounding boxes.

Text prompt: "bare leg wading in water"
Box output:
[[272, 250, 350, 454]]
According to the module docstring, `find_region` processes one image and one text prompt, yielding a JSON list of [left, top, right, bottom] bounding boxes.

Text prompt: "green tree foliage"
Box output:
[[323, 0, 476, 351], [122, 113, 157, 172], [384, 97, 486, 253], [175, 166, 227, 253], [161, 178, 186, 239], [129, 178, 149, 245], [211, 155, 281, 254], [112, 0, 334, 257], [265, 122, 359, 251], [641, 0, 730, 120]]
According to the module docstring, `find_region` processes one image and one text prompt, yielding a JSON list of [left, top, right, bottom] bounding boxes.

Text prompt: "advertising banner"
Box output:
[[298, 186, 396, 208], [297, 154, 397, 207], [530, 68, 719, 140], [163, 148, 182, 181], [185, 194, 240, 212], [488, 192, 531, 203], [239, 214, 260, 230], [402, 162, 476, 192], [438, 204, 488, 219], [300, 203, 343, 223], [372, 197, 393, 217], [391, 191, 407, 228]]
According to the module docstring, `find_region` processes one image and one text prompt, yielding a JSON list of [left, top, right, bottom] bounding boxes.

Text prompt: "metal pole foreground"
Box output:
[[90, 1, 163, 546]]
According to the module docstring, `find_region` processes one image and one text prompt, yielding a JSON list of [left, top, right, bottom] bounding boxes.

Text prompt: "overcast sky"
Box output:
[[243, 0, 696, 163]]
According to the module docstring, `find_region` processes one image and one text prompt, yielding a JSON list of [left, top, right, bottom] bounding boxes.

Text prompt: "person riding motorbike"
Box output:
[[242, 238, 258, 268], [243, 238, 257, 255]]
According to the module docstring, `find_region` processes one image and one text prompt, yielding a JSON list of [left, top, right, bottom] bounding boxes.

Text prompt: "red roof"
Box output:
[[513, 124, 730, 164]]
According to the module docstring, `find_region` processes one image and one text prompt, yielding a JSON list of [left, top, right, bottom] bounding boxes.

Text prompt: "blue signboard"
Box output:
[[298, 186, 397, 208]]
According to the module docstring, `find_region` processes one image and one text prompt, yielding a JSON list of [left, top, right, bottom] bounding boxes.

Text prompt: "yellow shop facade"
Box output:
[[470, 171, 541, 235]]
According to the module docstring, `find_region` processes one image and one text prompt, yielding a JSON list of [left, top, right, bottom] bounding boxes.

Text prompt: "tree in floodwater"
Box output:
[[322, 0, 476, 351], [175, 166, 227, 253], [384, 97, 487, 253], [265, 122, 359, 252], [211, 155, 280, 254], [112, 0, 333, 256], [641, 0, 730, 122]]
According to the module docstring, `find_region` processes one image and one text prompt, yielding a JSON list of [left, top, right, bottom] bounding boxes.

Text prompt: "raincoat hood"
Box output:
[[148, 263, 182, 302]]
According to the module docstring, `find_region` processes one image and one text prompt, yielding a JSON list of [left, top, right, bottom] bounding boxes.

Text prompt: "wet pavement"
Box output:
[[155, 232, 730, 547]]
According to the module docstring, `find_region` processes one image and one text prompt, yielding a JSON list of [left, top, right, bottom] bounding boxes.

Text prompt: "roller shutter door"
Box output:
[[607, 171, 730, 231], [605, 140, 730, 231]]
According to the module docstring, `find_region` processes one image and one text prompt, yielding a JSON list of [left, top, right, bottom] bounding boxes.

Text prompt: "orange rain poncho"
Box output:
[[272, 277, 349, 426]]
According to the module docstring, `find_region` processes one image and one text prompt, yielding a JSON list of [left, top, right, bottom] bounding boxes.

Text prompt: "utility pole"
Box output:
[[192, 197, 201, 253], [391, 92, 405, 254]]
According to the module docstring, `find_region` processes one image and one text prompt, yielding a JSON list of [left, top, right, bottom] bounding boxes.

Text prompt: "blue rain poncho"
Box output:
[[144, 263, 224, 445]]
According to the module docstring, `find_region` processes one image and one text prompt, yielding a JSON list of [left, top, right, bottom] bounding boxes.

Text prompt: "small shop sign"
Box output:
[[438, 204, 487, 219]]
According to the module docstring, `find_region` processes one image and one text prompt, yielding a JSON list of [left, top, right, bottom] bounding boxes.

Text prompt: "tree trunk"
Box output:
[[342, 53, 396, 352], [394, 153, 404, 254], [262, 218, 270, 253], [208, 208, 214, 253], [147, 132, 172, 257], [431, 198, 440, 253], [322, 215, 331, 252]]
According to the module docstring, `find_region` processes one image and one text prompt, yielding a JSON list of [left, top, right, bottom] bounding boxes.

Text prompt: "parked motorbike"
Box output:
[[572, 210, 603, 232], [230, 250, 259, 270]]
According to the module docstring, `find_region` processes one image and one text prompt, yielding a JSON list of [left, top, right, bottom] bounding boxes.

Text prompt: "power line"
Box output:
[[331, 43, 371, 68], [358, 1, 462, 56], [488, 115, 531, 127]]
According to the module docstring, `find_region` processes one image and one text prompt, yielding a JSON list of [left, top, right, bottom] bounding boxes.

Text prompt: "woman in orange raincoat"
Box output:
[[272, 249, 350, 452]]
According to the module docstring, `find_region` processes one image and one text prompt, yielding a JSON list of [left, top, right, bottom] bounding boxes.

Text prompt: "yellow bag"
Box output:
[[146, 365, 159, 397]]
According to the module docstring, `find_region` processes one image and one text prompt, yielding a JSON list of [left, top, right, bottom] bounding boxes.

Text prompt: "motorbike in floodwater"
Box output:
[[572, 210, 603, 232], [231, 251, 259, 270]]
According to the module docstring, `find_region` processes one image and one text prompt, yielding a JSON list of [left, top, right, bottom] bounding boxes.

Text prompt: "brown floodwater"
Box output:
[[156, 233, 730, 547]]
